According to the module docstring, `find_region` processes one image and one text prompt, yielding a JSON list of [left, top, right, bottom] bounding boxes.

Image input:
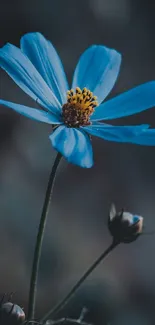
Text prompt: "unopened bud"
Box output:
[[108, 203, 143, 243], [0, 302, 25, 324]]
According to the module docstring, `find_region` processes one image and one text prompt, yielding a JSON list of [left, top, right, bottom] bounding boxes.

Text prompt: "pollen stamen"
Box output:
[[62, 87, 98, 127]]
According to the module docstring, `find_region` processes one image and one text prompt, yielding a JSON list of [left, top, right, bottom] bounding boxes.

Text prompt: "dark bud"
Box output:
[[108, 203, 143, 243], [0, 302, 25, 325]]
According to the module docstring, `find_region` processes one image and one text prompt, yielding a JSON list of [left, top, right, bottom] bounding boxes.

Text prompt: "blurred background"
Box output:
[[0, 0, 155, 324]]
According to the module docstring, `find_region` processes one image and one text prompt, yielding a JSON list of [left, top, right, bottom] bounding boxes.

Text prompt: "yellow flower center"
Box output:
[[62, 87, 98, 127]]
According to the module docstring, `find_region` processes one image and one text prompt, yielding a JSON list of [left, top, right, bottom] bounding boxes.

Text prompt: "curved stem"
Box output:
[[27, 152, 62, 321], [41, 240, 120, 323]]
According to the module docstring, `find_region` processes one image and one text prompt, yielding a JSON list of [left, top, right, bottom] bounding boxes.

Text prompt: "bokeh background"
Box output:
[[0, 0, 155, 324]]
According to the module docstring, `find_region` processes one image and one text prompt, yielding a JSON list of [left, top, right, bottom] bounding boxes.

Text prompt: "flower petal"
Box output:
[[83, 123, 150, 142], [72, 45, 121, 105], [0, 99, 62, 124], [0, 43, 61, 114], [128, 128, 155, 146], [91, 81, 155, 121], [20, 32, 69, 105], [49, 125, 93, 168]]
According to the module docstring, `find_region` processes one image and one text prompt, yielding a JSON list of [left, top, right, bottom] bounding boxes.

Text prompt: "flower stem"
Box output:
[[27, 152, 62, 322], [41, 239, 120, 323]]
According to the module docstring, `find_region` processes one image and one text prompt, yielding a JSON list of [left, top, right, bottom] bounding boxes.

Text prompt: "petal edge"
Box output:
[[83, 122, 150, 142], [72, 45, 121, 105], [91, 81, 155, 121], [0, 99, 62, 124], [0, 43, 61, 114], [21, 32, 69, 105], [49, 126, 93, 168]]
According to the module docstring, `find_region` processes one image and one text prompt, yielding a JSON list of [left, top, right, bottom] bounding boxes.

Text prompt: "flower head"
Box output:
[[62, 87, 98, 127], [0, 32, 155, 168], [108, 203, 143, 243]]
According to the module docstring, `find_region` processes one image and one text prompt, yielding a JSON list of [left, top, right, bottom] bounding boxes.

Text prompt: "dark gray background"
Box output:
[[0, 0, 155, 323]]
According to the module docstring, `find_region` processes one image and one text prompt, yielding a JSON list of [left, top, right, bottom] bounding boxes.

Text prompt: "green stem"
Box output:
[[27, 152, 62, 321], [41, 239, 120, 323]]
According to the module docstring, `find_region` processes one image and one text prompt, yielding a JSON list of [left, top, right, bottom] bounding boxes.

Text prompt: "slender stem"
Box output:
[[78, 307, 88, 322], [41, 240, 120, 323], [24, 317, 92, 325], [48, 317, 92, 325], [27, 152, 62, 321]]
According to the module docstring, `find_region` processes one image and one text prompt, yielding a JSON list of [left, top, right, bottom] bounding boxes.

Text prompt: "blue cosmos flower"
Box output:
[[0, 32, 155, 168]]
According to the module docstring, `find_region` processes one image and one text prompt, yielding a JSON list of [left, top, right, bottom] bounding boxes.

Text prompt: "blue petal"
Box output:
[[128, 128, 155, 146], [72, 45, 121, 105], [0, 43, 61, 114], [20, 32, 69, 106], [133, 215, 140, 223], [83, 123, 150, 142], [49, 126, 93, 168], [0, 99, 62, 124], [91, 81, 155, 121]]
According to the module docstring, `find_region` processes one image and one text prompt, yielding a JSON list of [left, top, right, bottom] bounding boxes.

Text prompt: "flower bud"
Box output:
[[108, 203, 143, 243], [0, 302, 25, 325]]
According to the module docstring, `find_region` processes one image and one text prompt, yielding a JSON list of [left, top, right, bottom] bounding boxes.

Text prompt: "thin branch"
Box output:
[[41, 240, 120, 322]]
